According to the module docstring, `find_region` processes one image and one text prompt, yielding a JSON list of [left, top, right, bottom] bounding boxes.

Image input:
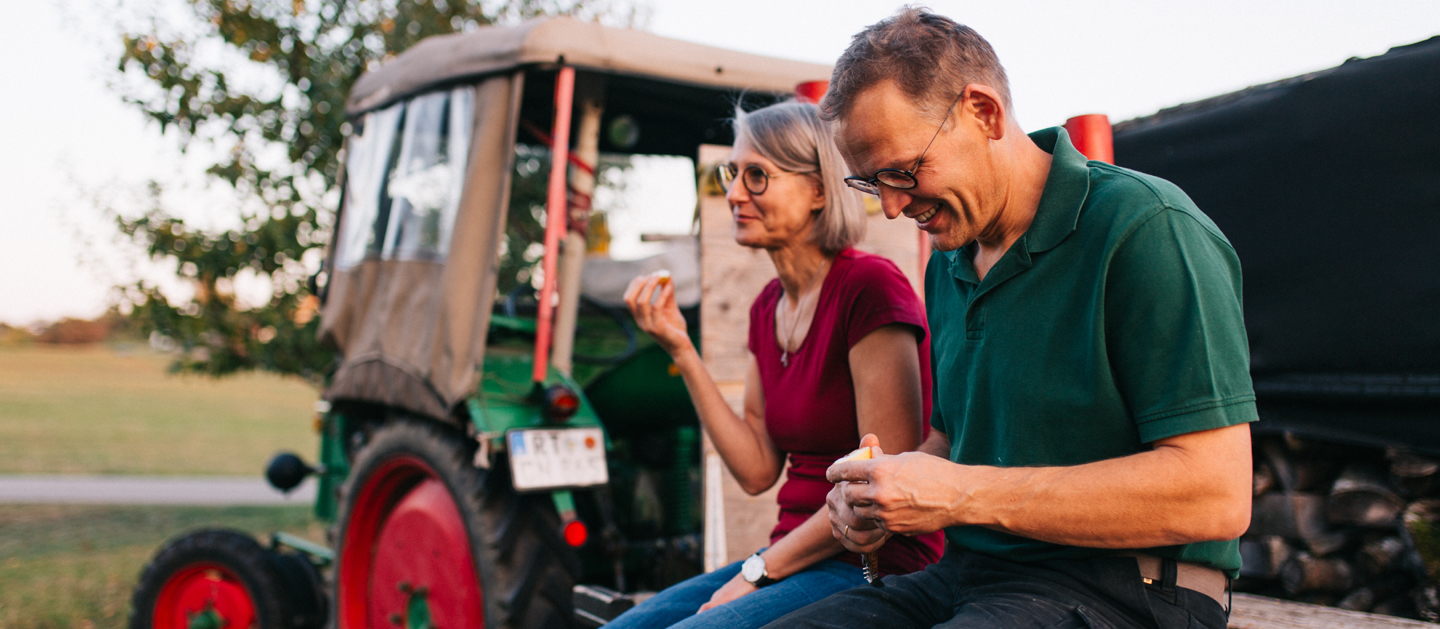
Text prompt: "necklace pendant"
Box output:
[[781, 351, 789, 367]]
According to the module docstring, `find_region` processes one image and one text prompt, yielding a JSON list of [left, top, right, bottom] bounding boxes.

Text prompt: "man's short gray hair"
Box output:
[[820, 6, 1011, 124], [733, 101, 867, 254]]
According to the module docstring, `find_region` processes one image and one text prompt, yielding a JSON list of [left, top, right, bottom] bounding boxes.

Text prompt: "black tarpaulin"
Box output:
[[1112, 36, 1440, 451]]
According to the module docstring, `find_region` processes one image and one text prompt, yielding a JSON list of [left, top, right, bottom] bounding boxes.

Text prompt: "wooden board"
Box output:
[[1229, 594, 1433, 629], [696, 144, 925, 569], [851, 194, 927, 297]]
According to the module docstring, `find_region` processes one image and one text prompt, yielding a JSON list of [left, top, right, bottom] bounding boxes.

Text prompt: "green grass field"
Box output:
[[0, 344, 328, 627], [0, 344, 319, 476], [0, 504, 325, 629]]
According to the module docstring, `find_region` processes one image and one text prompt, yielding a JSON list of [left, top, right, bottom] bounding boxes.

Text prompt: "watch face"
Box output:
[[742, 554, 766, 583]]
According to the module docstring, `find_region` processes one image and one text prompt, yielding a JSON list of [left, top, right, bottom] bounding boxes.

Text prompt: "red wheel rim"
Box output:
[[152, 563, 257, 629], [337, 455, 485, 629]]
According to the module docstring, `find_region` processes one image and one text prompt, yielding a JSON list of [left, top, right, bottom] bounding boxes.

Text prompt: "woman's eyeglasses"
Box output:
[[716, 163, 812, 196]]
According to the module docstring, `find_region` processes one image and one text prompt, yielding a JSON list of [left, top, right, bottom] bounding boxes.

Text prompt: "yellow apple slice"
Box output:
[[835, 446, 874, 464]]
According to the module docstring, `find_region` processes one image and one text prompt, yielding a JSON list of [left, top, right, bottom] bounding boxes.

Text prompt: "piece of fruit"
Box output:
[[835, 446, 874, 464]]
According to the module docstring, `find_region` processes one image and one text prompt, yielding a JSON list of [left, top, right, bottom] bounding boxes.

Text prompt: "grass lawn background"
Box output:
[[0, 343, 327, 627], [0, 505, 325, 629], [0, 343, 319, 476]]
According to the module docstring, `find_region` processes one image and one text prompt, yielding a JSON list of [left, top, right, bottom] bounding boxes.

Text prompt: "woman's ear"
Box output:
[[811, 178, 826, 212]]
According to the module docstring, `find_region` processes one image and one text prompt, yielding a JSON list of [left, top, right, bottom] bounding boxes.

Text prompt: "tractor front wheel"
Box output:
[[129, 529, 291, 629], [334, 420, 580, 629]]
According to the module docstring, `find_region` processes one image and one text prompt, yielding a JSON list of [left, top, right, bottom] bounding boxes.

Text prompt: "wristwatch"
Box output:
[[741, 552, 780, 587]]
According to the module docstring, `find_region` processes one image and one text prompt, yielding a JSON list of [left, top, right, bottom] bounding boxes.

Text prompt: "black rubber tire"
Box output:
[[271, 550, 327, 629], [129, 529, 291, 629], [334, 419, 581, 629]]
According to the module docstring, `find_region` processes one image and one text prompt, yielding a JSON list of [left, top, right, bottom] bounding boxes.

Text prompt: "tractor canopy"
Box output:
[[343, 16, 831, 116], [318, 17, 831, 420]]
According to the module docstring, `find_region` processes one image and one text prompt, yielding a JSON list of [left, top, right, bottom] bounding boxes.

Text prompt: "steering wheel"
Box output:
[[500, 284, 638, 365]]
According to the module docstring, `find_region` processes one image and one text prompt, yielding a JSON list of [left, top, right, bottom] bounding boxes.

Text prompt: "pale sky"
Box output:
[[3, 0, 1438, 325]]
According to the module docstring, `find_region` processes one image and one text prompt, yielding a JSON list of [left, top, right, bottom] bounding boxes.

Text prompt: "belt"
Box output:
[[1122, 553, 1228, 607]]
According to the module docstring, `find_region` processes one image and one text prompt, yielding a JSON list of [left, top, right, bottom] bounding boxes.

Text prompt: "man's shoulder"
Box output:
[[1078, 163, 1231, 249]]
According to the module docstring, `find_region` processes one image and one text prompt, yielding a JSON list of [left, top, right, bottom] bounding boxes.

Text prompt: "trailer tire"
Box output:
[[129, 528, 296, 629], [334, 419, 579, 629]]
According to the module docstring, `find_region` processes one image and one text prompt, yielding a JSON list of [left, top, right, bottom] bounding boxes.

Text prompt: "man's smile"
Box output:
[[908, 203, 940, 226]]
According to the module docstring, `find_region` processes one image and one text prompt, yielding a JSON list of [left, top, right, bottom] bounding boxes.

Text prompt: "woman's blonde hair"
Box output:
[[732, 101, 866, 254]]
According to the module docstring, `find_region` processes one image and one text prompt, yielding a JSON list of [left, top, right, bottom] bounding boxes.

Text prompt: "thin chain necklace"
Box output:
[[779, 258, 827, 367]]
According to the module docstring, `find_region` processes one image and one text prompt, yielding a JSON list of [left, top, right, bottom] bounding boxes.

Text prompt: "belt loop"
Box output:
[[1225, 577, 1232, 618], [1160, 558, 1178, 591]]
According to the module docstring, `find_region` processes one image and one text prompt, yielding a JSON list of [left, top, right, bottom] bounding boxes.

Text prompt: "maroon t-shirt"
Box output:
[[747, 248, 944, 577]]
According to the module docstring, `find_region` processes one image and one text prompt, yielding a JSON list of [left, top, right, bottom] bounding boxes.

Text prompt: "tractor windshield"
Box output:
[[335, 86, 475, 269]]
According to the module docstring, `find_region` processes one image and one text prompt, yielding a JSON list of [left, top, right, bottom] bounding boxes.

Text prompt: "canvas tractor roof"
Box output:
[[347, 16, 833, 116], [322, 18, 832, 421]]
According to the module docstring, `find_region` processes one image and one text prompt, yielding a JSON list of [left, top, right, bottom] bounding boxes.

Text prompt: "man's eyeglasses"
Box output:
[[843, 90, 966, 196], [716, 163, 812, 196]]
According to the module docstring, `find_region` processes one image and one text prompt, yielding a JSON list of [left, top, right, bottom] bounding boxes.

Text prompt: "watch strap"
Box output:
[[743, 552, 781, 587]]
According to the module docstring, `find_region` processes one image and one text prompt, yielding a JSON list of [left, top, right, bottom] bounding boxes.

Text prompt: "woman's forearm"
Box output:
[[755, 508, 846, 580], [670, 346, 783, 493]]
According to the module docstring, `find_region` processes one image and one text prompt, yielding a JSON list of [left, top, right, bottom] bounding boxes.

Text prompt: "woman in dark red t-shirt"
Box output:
[[618, 101, 943, 629]]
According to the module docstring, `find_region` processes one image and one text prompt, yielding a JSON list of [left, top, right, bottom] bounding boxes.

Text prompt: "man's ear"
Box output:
[[962, 85, 1007, 141]]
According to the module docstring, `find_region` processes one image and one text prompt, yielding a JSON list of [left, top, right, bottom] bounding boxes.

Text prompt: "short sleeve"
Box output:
[[842, 256, 927, 349], [1105, 208, 1258, 443]]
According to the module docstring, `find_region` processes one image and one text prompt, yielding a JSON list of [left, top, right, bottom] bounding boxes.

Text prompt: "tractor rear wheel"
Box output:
[[129, 529, 293, 629], [334, 419, 580, 629]]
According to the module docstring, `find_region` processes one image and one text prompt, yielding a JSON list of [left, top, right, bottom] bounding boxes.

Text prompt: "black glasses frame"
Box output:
[[716, 163, 811, 196], [843, 89, 966, 196]]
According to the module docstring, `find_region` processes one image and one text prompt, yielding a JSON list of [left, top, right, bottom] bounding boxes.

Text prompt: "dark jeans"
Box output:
[[759, 546, 1226, 629]]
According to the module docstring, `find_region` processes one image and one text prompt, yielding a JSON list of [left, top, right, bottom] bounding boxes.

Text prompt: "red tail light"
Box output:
[[544, 384, 581, 421], [562, 520, 588, 547]]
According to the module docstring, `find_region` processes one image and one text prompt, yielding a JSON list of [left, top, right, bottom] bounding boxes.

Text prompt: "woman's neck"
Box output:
[[768, 244, 833, 306]]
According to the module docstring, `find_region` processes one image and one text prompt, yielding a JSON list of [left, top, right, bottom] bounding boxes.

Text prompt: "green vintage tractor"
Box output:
[[128, 16, 831, 629]]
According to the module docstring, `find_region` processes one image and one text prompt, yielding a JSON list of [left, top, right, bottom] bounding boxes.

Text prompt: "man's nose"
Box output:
[[878, 187, 910, 220]]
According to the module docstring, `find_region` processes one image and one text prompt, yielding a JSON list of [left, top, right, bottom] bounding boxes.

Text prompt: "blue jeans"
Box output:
[[604, 557, 869, 629]]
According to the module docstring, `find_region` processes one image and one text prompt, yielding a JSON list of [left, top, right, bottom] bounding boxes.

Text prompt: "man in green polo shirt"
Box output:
[[759, 9, 1255, 629]]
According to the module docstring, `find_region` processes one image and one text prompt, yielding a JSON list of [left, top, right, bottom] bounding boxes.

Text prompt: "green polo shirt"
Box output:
[[927, 127, 1256, 575]]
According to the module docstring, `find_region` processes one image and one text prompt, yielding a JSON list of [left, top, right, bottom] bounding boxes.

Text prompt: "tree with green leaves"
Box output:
[[112, 0, 645, 385]]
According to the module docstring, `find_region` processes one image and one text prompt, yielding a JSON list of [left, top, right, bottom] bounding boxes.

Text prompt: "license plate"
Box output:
[[506, 428, 609, 491]]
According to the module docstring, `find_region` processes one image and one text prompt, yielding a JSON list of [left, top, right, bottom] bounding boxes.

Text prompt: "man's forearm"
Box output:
[[949, 424, 1253, 548], [838, 424, 1252, 549]]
